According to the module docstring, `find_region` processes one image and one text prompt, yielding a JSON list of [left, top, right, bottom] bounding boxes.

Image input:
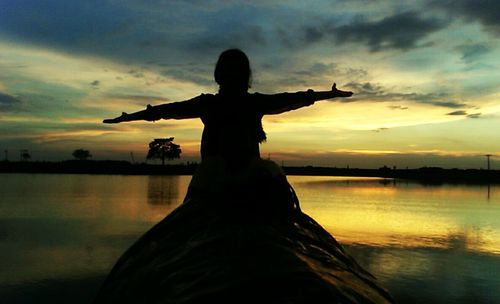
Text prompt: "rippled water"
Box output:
[[0, 173, 499, 303]]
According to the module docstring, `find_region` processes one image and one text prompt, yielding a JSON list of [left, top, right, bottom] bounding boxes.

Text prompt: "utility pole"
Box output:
[[4, 150, 7, 161], [485, 154, 492, 171], [130, 152, 136, 164]]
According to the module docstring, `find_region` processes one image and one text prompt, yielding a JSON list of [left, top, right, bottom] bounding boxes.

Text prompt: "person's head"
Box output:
[[214, 49, 251, 93]]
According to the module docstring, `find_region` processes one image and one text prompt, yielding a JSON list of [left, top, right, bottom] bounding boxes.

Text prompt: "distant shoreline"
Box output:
[[1, 160, 499, 184]]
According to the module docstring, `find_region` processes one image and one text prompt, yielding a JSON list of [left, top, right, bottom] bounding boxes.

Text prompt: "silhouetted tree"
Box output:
[[147, 138, 181, 165], [73, 149, 92, 160], [20, 149, 31, 161]]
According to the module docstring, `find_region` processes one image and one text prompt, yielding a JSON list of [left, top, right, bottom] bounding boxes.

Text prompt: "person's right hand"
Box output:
[[103, 112, 128, 124]]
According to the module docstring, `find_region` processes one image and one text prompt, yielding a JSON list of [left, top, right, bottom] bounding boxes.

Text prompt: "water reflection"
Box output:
[[290, 176, 500, 256], [0, 174, 190, 287], [147, 175, 181, 205], [285, 176, 500, 303], [345, 243, 500, 303], [1, 174, 499, 303]]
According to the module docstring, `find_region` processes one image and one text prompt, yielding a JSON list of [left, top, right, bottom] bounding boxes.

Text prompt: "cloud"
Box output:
[[456, 43, 492, 63], [331, 11, 448, 52], [303, 26, 325, 44], [372, 127, 389, 132], [345, 81, 468, 109], [389, 105, 409, 110], [160, 66, 213, 86], [446, 111, 482, 118], [419, 100, 467, 109], [191, 24, 267, 53], [0, 0, 196, 68], [252, 61, 368, 93], [128, 70, 145, 78], [0, 92, 21, 105], [107, 94, 170, 105], [467, 113, 481, 119], [447, 110, 467, 116], [0, 92, 22, 112], [430, 0, 500, 35], [90, 80, 100, 87], [0, 0, 450, 76]]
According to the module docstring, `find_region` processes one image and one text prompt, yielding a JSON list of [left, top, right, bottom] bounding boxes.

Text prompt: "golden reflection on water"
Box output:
[[288, 176, 500, 255], [0, 174, 190, 285], [1, 174, 499, 288]]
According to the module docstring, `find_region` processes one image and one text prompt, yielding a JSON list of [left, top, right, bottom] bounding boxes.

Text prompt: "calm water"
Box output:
[[0, 173, 499, 303]]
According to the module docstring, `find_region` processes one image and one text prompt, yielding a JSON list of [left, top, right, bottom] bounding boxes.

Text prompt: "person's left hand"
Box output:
[[332, 83, 353, 97]]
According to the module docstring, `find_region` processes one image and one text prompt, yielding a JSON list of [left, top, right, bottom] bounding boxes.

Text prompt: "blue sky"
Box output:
[[1, 0, 499, 168]]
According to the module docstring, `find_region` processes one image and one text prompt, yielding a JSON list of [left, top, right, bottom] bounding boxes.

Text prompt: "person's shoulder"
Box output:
[[248, 92, 267, 102], [249, 92, 273, 103], [192, 93, 215, 101], [250, 92, 264, 97], [185, 93, 216, 107]]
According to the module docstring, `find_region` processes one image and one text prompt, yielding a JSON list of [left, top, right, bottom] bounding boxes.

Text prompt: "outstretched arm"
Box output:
[[260, 83, 353, 115], [103, 95, 203, 124], [312, 82, 353, 100]]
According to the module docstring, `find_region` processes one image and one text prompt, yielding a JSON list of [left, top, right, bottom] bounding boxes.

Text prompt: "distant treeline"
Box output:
[[0, 160, 197, 175], [1, 160, 499, 184], [283, 165, 500, 184]]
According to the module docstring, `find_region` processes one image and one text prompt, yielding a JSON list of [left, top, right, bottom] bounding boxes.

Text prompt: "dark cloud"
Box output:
[[90, 80, 100, 87], [0, 0, 196, 68], [160, 66, 213, 86], [303, 26, 325, 43], [346, 81, 467, 108], [293, 63, 336, 77], [419, 100, 467, 109], [446, 111, 482, 118], [331, 11, 448, 52], [455, 43, 491, 63], [0, 92, 22, 106], [186, 25, 267, 59], [0, 0, 270, 72], [0, 0, 450, 73], [447, 110, 467, 116], [0, 92, 23, 113], [252, 61, 360, 92], [467, 113, 482, 119], [344, 81, 386, 96], [430, 0, 500, 35]]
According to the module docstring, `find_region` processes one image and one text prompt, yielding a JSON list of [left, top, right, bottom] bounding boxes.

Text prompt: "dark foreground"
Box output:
[[3, 245, 499, 304], [93, 177, 394, 303]]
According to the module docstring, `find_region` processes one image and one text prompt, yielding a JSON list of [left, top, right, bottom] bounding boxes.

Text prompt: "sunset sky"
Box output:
[[1, 0, 499, 168]]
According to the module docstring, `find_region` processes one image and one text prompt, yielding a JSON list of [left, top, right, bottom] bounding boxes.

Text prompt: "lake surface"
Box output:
[[0, 173, 499, 303]]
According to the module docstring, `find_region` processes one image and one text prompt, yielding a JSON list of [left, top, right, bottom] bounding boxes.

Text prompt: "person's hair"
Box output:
[[214, 49, 252, 91]]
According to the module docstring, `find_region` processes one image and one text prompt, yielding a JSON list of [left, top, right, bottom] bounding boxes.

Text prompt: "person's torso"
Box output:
[[199, 93, 266, 164]]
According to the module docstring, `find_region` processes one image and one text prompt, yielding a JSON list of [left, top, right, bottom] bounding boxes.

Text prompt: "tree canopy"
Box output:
[[20, 149, 31, 161], [73, 149, 92, 160], [147, 138, 181, 165]]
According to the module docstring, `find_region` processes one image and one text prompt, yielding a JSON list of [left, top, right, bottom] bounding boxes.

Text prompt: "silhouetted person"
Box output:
[[96, 51, 396, 304], [104, 49, 353, 170]]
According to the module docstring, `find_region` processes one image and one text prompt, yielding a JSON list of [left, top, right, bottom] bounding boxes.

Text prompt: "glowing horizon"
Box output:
[[1, 1, 499, 169]]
